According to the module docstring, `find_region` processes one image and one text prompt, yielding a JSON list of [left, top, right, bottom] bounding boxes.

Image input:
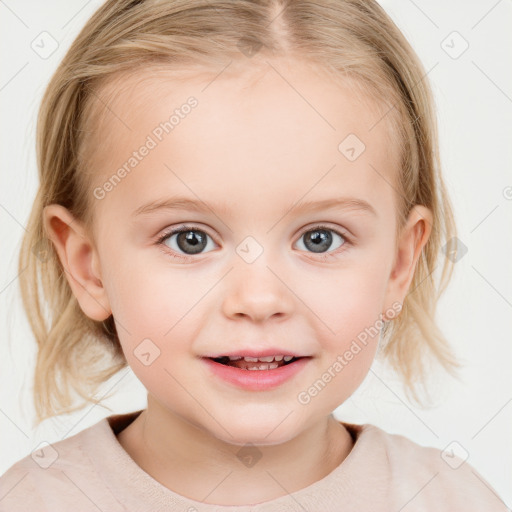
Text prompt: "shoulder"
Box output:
[[353, 423, 510, 512], [0, 413, 135, 512]]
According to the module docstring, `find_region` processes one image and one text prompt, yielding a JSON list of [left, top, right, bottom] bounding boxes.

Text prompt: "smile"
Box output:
[[201, 356, 312, 391], [211, 355, 299, 370]]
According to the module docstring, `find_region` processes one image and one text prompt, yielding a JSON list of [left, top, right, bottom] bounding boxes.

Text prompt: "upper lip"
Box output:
[[203, 348, 310, 359]]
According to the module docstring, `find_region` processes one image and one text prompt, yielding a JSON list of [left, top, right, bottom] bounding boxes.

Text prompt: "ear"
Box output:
[[382, 205, 433, 318], [42, 204, 112, 322]]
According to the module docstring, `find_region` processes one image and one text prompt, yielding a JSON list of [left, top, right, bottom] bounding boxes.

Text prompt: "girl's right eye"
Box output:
[[156, 226, 217, 261]]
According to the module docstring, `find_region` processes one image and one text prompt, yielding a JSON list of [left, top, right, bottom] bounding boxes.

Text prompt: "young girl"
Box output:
[[0, 0, 508, 510]]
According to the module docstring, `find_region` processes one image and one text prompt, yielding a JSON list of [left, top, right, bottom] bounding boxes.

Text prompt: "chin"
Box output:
[[209, 421, 298, 448]]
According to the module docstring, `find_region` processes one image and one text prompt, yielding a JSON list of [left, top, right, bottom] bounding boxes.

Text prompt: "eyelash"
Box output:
[[156, 223, 353, 262]]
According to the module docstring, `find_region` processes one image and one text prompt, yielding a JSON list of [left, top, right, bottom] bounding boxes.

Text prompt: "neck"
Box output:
[[117, 396, 354, 506]]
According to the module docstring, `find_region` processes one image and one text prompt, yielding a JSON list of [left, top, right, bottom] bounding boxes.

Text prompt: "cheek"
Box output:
[[105, 255, 200, 335], [297, 261, 388, 399], [109, 266, 202, 401], [107, 262, 211, 374], [302, 260, 389, 338]]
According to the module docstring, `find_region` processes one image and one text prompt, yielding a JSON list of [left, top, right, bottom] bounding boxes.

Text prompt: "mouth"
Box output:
[[201, 353, 312, 390], [208, 355, 304, 371]]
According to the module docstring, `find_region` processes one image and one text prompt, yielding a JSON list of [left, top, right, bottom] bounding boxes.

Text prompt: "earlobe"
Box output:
[[383, 205, 433, 314], [42, 204, 112, 322]]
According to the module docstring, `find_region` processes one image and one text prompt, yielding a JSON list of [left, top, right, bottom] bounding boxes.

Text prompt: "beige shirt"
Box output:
[[0, 409, 508, 511]]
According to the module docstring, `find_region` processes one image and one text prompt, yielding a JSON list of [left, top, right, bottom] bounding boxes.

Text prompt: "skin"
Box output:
[[43, 56, 432, 505]]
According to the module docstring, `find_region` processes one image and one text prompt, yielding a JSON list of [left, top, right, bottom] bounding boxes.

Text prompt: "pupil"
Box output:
[[305, 229, 332, 253], [177, 230, 206, 254]]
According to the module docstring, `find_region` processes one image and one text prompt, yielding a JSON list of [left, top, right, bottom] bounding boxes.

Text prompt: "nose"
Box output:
[[221, 258, 294, 323]]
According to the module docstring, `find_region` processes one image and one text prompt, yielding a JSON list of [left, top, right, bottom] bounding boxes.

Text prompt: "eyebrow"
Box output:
[[132, 195, 377, 217]]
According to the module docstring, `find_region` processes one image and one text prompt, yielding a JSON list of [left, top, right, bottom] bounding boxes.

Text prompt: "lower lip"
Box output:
[[201, 357, 311, 391]]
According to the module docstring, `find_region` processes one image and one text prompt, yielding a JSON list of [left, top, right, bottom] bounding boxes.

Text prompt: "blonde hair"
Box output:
[[18, 0, 460, 425]]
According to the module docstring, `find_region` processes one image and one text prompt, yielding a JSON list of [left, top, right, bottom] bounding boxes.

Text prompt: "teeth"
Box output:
[[239, 355, 294, 363], [247, 363, 280, 370], [218, 355, 298, 365]]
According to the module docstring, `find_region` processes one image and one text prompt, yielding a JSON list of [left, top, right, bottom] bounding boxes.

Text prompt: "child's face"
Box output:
[[48, 58, 430, 445]]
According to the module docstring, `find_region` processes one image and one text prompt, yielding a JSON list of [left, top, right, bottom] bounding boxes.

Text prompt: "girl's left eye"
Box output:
[[294, 224, 350, 260], [156, 224, 351, 262]]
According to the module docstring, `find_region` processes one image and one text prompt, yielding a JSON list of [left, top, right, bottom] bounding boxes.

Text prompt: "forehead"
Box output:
[[84, 58, 401, 223]]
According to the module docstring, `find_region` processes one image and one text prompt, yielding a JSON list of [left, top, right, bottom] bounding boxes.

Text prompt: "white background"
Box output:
[[1, 0, 511, 507]]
